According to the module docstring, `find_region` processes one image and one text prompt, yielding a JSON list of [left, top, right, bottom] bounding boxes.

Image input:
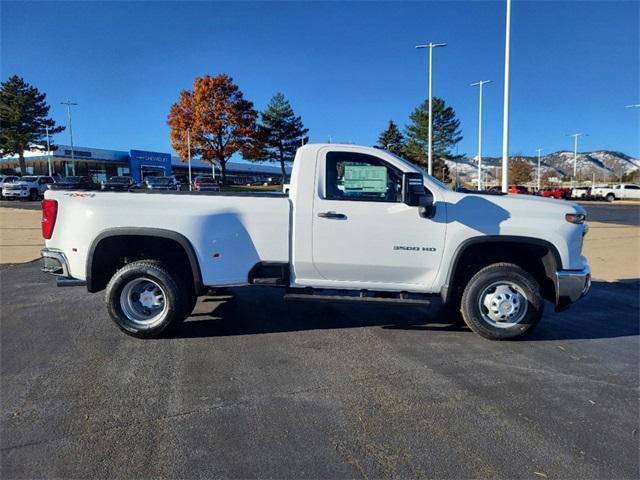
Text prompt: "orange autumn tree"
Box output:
[[167, 74, 259, 185]]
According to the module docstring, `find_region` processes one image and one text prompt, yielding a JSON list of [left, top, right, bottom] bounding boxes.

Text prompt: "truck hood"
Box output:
[[4, 181, 32, 186], [441, 190, 586, 227]]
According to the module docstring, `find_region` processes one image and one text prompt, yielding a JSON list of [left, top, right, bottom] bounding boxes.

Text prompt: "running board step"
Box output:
[[252, 277, 287, 286], [284, 292, 431, 306]]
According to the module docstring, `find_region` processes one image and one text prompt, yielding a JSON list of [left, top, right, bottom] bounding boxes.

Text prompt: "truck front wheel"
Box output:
[[460, 263, 543, 340], [106, 260, 185, 338], [606, 193, 615, 202]]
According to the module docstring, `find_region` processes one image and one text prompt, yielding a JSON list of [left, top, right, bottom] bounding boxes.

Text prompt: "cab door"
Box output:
[[310, 150, 446, 291]]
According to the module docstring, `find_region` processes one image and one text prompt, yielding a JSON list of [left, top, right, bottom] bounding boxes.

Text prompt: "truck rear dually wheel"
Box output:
[[460, 263, 543, 340], [106, 260, 184, 338]]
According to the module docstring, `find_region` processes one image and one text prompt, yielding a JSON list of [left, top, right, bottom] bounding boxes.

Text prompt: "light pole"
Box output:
[[536, 148, 543, 191], [45, 125, 52, 176], [61, 100, 78, 176], [501, 0, 512, 192], [187, 130, 192, 191], [569, 133, 585, 185], [416, 42, 447, 176], [471, 80, 491, 190]]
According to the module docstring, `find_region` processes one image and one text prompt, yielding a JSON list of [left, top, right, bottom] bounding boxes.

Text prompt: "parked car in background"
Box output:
[[508, 185, 529, 195], [542, 187, 572, 200], [54, 176, 99, 190], [101, 176, 135, 191], [142, 176, 180, 191], [541, 187, 564, 199], [2, 175, 55, 200], [173, 174, 190, 191], [193, 176, 220, 192], [485, 186, 506, 195], [571, 186, 591, 199], [0, 175, 20, 199], [592, 184, 640, 202]]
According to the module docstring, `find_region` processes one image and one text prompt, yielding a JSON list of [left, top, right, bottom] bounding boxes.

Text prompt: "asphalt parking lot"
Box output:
[[1, 260, 638, 478]]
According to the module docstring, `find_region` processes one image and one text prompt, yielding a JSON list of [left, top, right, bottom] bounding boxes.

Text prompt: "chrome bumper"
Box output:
[[41, 248, 86, 287], [555, 265, 591, 311]]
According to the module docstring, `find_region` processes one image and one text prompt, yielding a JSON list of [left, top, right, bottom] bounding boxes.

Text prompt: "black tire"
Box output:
[[460, 263, 543, 340], [106, 260, 185, 338], [606, 193, 615, 203], [29, 189, 38, 201]]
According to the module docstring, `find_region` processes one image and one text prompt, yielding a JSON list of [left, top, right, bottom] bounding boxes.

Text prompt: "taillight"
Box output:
[[41, 199, 58, 239]]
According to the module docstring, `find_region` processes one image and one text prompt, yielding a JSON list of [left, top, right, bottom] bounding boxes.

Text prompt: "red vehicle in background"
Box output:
[[508, 185, 530, 194], [541, 187, 571, 199]]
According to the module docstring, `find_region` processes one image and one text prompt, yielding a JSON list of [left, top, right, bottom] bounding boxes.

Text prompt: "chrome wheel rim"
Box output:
[[478, 281, 528, 328], [120, 277, 168, 328]]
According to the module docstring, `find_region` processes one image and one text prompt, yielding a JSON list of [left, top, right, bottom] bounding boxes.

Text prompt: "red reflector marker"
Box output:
[[41, 199, 58, 239]]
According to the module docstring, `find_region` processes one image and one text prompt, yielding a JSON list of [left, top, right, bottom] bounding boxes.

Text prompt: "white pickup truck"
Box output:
[[592, 183, 640, 202], [3, 175, 56, 201], [41, 144, 591, 340]]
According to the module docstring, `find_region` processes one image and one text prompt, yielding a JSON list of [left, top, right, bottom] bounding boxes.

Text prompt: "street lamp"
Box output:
[[625, 104, 640, 108], [568, 133, 586, 185], [471, 80, 492, 190], [186, 130, 192, 191], [416, 42, 447, 176], [61, 100, 78, 176], [536, 148, 543, 191], [501, 0, 512, 193]]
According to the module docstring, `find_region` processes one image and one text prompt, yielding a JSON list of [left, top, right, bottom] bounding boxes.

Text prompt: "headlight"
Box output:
[[566, 213, 586, 224]]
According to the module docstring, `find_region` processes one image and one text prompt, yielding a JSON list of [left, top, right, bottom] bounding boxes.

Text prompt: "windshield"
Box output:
[[384, 151, 450, 190], [109, 177, 131, 184], [147, 177, 173, 185], [20, 176, 37, 182]]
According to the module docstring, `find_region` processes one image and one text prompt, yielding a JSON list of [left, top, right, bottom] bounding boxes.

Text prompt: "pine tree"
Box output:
[[376, 120, 404, 155], [253, 93, 308, 184], [0, 75, 65, 174], [403, 97, 462, 183]]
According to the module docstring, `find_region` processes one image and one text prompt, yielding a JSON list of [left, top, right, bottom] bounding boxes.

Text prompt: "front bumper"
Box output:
[[41, 248, 86, 287], [555, 265, 591, 311], [2, 189, 28, 197]]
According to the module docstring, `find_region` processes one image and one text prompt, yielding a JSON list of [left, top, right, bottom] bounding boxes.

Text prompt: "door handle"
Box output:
[[317, 211, 347, 220]]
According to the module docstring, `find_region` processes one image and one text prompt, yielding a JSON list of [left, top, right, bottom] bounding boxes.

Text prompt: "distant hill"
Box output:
[[445, 150, 640, 184]]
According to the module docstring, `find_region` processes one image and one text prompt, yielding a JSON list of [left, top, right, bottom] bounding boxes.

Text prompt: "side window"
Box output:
[[324, 152, 403, 202], [625, 185, 639, 190]]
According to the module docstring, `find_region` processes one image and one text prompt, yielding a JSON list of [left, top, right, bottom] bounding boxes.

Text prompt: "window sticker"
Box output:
[[342, 165, 387, 194]]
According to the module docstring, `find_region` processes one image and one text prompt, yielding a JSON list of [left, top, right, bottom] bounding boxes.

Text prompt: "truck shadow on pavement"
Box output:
[[173, 279, 639, 342]]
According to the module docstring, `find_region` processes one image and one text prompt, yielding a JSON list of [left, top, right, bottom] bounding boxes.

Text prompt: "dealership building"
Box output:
[[0, 144, 289, 183]]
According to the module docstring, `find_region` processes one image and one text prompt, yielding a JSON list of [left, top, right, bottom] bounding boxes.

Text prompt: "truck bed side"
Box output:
[[44, 190, 291, 287]]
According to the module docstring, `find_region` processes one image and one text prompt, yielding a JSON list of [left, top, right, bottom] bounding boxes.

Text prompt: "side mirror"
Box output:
[[403, 172, 435, 218]]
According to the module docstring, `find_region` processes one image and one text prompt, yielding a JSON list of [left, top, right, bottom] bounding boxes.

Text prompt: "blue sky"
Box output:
[[2, 1, 639, 158]]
